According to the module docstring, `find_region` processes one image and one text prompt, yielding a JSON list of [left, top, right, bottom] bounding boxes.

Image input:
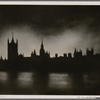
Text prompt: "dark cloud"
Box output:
[[0, 5, 100, 36]]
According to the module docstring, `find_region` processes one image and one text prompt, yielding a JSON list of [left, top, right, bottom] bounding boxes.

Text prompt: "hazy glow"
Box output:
[[49, 73, 72, 89], [17, 72, 33, 87], [0, 25, 100, 59], [0, 72, 8, 81]]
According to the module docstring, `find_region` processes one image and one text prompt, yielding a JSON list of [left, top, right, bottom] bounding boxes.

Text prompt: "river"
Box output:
[[0, 71, 100, 94]]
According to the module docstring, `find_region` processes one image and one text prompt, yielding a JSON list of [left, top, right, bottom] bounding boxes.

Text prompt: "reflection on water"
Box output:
[[17, 72, 33, 88], [0, 71, 99, 94], [49, 73, 72, 89], [0, 72, 8, 82], [83, 73, 100, 89]]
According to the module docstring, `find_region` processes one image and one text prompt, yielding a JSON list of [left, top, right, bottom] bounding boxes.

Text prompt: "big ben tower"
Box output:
[[7, 32, 18, 60]]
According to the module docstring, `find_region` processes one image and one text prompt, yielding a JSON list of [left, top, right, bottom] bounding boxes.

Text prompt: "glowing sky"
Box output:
[[0, 5, 100, 58]]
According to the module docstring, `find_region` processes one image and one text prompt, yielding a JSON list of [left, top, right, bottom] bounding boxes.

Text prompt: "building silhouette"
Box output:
[[86, 48, 94, 57], [74, 48, 82, 58], [40, 39, 45, 56], [0, 33, 99, 95], [0, 33, 99, 73], [7, 33, 18, 60]]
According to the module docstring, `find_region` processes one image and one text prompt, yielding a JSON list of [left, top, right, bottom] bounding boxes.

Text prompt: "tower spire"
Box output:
[[40, 38, 45, 56], [11, 31, 14, 42], [41, 38, 44, 49], [74, 48, 77, 53]]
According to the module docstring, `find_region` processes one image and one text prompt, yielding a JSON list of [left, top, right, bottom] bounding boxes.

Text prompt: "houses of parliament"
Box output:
[[0, 33, 100, 73]]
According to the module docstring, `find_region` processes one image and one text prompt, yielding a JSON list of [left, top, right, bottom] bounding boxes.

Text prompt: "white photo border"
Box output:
[[0, 1, 99, 99]]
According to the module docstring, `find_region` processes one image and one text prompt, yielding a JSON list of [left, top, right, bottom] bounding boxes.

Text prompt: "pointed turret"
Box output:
[[7, 38, 9, 43], [11, 31, 14, 43], [40, 39, 45, 56], [74, 48, 77, 53], [31, 50, 36, 57], [16, 39, 18, 44], [74, 48, 77, 58], [86, 48, 94, 57], [0, 56, 3, 60], [34, 50, 36, 55], [41, 39, 44, 50]]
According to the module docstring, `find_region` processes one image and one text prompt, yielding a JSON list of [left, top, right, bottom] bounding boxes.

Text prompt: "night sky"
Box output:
[[0, 5, 100, 58]]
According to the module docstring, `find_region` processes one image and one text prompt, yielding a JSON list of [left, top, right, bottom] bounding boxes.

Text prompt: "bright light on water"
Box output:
[[17, 72, 33, 87], [49, 73, 72, 89]]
